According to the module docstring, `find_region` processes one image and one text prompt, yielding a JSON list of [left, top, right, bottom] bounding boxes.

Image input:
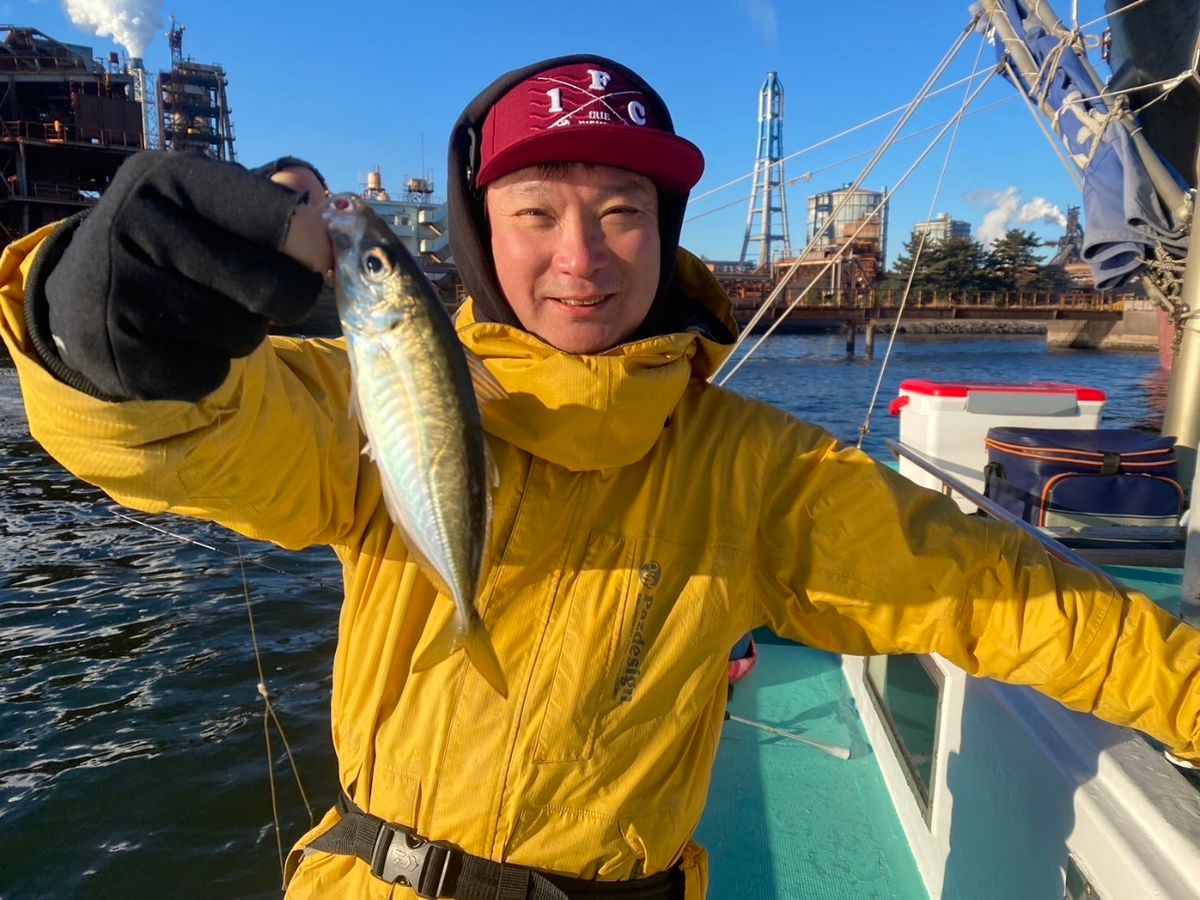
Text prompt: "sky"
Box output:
[[8, 0, 1118, 265]]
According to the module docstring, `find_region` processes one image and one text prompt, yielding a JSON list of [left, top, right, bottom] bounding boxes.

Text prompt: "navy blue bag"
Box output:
[[983, 428, 1183, 539]]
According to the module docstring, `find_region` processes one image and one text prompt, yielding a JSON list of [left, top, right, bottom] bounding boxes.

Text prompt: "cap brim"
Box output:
[[477, 127, 704, 194]]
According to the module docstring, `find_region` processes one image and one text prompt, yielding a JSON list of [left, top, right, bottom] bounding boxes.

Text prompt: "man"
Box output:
[[0, 54, 1198, 900]]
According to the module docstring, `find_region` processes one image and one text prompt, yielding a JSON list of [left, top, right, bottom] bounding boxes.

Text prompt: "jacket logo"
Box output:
[[614, 560, 660, 703]]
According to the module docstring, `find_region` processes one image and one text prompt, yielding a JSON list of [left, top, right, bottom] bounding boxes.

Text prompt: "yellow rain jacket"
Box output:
[[2, 225, 1199, 899]]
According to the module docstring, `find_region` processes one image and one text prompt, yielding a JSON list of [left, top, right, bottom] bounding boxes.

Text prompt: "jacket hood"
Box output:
[[447, 54, 700, 339], [457, 248, 736, 472]]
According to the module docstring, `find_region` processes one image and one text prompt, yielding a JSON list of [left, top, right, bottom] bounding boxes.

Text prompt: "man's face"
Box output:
[[486, 164, 661, 354]]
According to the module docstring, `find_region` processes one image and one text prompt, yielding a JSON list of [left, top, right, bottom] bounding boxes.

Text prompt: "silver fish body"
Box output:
[[324, 193, 507, 697]]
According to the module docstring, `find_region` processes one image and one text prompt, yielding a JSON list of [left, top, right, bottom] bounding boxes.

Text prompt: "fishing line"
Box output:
[[238, 545, 316, 884], [105, 507, 331, 878], [107, 507, 343, 593]]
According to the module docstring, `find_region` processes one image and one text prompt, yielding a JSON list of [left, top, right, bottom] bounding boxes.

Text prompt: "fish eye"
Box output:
[[362, 247, 393, 280]]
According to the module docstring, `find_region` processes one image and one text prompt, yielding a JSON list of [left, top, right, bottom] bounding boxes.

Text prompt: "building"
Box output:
[[0, 26, 143, 241], [285, 168, 458, 337], [360, 167, 454, 295], [912, 212, 971, 243], [0, 22, 241, 243]]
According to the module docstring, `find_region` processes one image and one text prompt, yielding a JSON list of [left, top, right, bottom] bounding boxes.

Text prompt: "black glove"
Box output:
[[28, 150, 326, 402]]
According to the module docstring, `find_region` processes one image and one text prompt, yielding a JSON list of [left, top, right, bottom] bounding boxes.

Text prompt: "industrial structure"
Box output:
[[740, 71, 791, 267], [157, 20, 235, 161], [801, 183, 888, 286], [912, 212, 971, 243], [0, 21, 237, 243], [286, 167, 456, 336], [360, 167, 453, 290], [1046, 205, 1093, 287], [0, 26, 142, 241]]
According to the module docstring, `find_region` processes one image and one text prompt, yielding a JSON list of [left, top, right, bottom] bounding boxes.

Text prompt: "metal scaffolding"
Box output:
[[156, 20, 236, 161], [740, 71, 791, 267], [0, 26, 141, 241]]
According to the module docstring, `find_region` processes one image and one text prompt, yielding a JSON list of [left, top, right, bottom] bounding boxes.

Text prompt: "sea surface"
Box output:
[[0, 334, 1167, 899]]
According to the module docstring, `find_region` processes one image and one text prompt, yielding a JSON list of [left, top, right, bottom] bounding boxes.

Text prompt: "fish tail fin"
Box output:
[[412, 614, 509, 698], [463, 617, 508, 698]]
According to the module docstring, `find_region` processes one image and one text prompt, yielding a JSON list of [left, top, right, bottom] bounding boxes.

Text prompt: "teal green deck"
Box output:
[[1102, 562, 1183, 615], [696, 635, 927, 899]]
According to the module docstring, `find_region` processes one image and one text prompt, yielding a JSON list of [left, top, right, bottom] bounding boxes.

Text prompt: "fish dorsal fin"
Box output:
[[467, 350, 507, 404]]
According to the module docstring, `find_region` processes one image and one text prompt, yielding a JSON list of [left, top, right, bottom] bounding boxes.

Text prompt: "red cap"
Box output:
[[476, 62, 705, 193]]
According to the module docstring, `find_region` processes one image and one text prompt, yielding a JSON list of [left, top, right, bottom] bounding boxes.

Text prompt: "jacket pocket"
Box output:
[[531, 530, 743, 764], [533, 530, 639, 763]]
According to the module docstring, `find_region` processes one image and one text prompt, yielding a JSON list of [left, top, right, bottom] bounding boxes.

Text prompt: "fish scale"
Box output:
[[325, 193, 509, 698]]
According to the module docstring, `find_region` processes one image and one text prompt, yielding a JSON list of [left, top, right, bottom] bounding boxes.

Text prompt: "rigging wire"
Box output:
[[1076, 0, 1157, 33], [717, 70, 998, 389], [685, 96, 1019, 225], [711, 15, 984, 385], [686, 66, 1004, 208], [1001, 56, 1086, 191], [856, 32, 991, 450]]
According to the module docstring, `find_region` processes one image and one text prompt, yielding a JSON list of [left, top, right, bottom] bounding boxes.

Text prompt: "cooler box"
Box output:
[[888, 380, 1106, 512], [983, 427, 1183, 540]]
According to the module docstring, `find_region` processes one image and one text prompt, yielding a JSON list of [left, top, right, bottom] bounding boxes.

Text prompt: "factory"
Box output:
[[0, 21, 235, 242], [0, 22, 458, 332]]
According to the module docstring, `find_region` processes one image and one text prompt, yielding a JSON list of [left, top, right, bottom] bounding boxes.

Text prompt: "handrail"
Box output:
[[885, 438, 1137, 582]]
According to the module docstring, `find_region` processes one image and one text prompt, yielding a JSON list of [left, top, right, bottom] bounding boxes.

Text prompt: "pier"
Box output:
[[724, 285, 1143, 354]]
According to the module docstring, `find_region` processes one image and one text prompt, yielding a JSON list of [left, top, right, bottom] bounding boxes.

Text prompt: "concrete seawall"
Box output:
[[1044, 308, 1159, 351]]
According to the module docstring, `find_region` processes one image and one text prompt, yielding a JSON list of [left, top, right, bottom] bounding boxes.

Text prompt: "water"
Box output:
[[0, 336, 1165, 899]]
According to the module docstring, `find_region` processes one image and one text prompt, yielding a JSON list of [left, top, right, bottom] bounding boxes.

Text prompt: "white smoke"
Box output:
[[64, 0, 163, 59], [742, 0, 779, 46], [970, 186, 1067, 247]]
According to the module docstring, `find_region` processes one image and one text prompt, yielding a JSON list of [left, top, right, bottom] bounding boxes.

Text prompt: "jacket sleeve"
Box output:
[[1, 224, 368, 551], [752, 415, 1200, 762]]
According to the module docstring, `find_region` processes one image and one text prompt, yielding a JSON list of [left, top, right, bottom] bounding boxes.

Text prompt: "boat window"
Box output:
[[864, 654, 942, 820], [1063, 855, 1101, 899]]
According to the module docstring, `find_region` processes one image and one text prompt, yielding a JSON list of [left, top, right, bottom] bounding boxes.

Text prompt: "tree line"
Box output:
[[881, 228, 1075, 295]]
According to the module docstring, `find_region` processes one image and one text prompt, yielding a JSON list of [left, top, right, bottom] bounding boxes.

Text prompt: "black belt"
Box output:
[[307, 794, 683, 900]]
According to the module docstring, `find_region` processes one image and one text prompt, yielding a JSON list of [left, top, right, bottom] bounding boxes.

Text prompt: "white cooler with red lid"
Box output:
[[889, 379, 1106, 512]]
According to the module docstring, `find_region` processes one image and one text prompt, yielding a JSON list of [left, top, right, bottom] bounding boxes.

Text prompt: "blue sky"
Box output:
[[12, 0, 1115, 264]]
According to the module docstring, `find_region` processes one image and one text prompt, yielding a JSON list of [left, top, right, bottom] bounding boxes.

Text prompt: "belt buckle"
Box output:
[[369, 823, 452, 898]]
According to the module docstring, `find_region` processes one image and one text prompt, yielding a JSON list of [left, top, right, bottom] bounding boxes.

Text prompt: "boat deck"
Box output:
[[697, 634, 927, 898]]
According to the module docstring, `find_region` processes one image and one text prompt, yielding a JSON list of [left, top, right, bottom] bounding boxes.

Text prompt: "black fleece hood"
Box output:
[[447, 54, 701, 341]]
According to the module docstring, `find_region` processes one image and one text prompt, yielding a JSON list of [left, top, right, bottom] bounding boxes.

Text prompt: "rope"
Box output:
[[856, 32, 990, 450], [685, 96, 1019, 225], [715, 45, 995, 387], [686, 66, 999, 209], [711, 15, 982, 384]]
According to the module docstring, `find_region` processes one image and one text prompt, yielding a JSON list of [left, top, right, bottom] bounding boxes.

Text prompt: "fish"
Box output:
[[323, 193, 508, 698]]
